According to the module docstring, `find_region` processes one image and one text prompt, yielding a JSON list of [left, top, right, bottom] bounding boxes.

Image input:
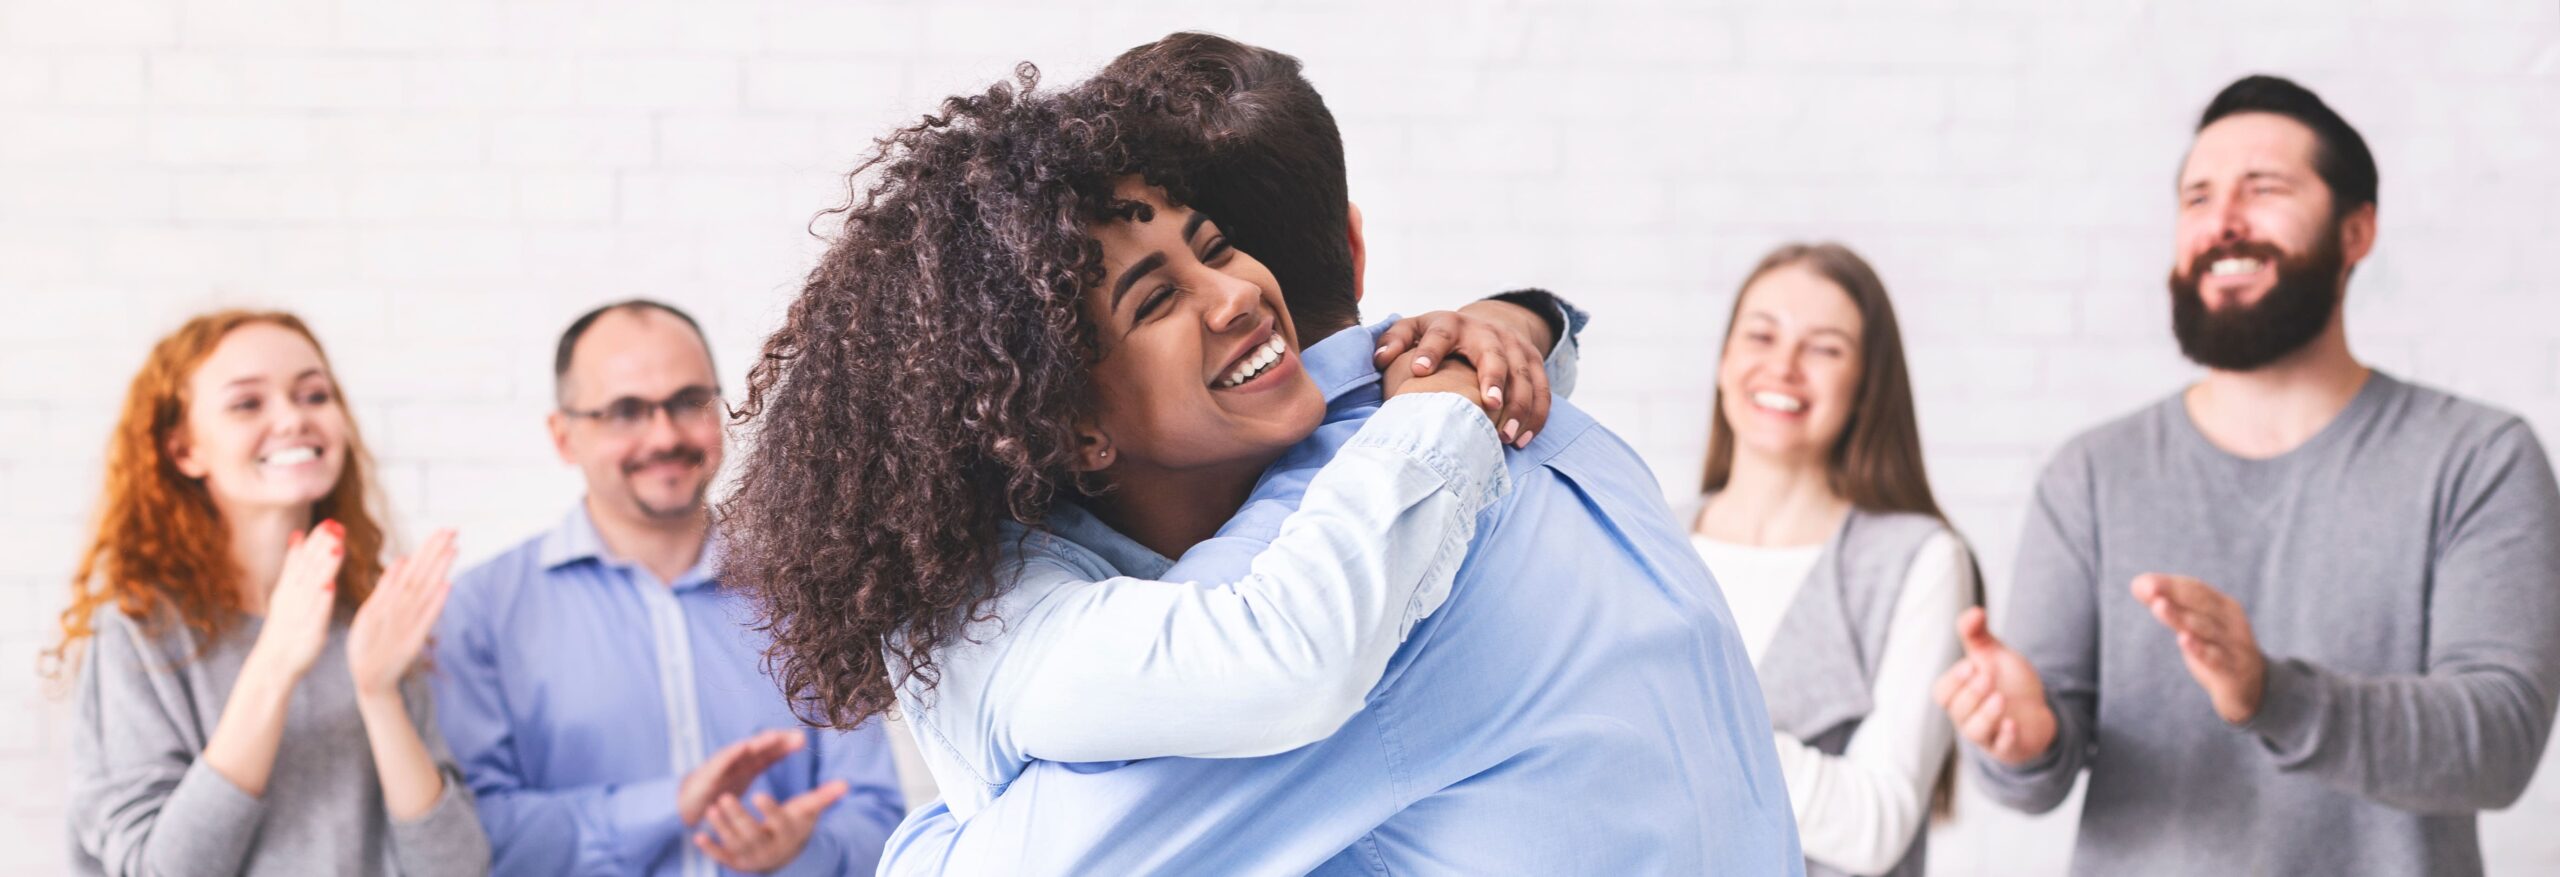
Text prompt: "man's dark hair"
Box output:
[[2196, 75, 2378, 218], [1097, 33, 1360, 340], [553, 299, 717, 401]]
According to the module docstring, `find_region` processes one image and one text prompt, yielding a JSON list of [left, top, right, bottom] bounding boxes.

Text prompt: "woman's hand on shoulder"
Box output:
[[1383, 359, 1518, 442], [1373, 307, 1550, 447]]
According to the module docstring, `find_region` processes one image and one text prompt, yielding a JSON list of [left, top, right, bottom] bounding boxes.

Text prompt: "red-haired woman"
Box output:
[[51, 311, 488, 876]]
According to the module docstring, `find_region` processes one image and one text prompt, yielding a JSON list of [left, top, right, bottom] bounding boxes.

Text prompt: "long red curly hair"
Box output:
[[46, 310, 386, 675]]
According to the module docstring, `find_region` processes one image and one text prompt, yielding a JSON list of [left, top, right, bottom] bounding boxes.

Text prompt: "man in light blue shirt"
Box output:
[[879, 34, 1799, 874], [434, 301, 904, 876]]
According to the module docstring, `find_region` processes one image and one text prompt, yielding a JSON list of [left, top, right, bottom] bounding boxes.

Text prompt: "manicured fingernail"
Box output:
[[1375, 345, 1393, 359], [1485, 385, 1502, 403], [1517, 430, 1534, 446], [1503, 418, 1520, 438]]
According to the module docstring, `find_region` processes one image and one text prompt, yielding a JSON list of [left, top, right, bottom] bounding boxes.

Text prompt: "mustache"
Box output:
[[623, 446, 706, 474]]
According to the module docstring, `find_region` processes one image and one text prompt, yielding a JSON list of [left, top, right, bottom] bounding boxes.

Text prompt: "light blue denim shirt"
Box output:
[[431, 507, 905, 877], [880, 310, 1803, 875], [894, 389, 1514, 820]]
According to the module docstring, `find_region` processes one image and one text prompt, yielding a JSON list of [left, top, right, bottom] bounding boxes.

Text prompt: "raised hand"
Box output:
[[245, 519, 346, 683], [693, 781, 849, 874], [2132, 573, 2267, 724], [1372, 303, 1552, 447], [347, 528, 457, 699], [680, 729, 808, 828], [1931, 606, 2059, 767]]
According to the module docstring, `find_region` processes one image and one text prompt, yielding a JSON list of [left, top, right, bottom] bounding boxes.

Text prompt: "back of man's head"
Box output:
[[1099, 32, 1360, 340]]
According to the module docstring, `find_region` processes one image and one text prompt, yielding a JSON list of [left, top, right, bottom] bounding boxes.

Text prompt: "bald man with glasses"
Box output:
[[432, 300, 905, 876]]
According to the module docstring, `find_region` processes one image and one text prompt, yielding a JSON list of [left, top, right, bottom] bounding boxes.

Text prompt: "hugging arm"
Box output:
[[917, 297, 1578, 771], [968, 390, 1512, 765]]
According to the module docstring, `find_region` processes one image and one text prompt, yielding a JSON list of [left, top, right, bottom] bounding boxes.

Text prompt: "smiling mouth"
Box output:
[[259, 446, 322, 466], [2208, 257, 2266, 277], [1214, 334, 1288, 389], [1751, 390, 1806, 414]]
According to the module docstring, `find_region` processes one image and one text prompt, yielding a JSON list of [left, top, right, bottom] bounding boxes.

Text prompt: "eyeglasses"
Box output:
[[560, 387, 723, 434]]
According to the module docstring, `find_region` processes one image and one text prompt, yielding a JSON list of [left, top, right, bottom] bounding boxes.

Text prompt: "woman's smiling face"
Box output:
[[173, 321, 352, 516], [1081, 177, 1325, 475]]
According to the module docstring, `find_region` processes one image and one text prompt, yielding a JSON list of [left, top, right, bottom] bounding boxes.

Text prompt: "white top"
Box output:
[[897, 394, 1510, 821], [1694, 530, 1970, 876]]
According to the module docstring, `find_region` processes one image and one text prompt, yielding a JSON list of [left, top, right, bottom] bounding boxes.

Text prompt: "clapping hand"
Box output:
[[245, 520, 346, 683], [347, 528, 457, 699], [1931, 607, 2060, 766], [2132, 573, 2268, 724], [693, 782, 850, 874]]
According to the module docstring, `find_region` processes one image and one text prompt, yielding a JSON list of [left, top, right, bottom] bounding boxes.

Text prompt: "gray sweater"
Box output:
[[1976, 372, 2560, 876], [68, 603, 491, 876]]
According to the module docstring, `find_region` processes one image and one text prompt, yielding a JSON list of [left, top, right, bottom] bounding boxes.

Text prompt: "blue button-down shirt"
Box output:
[[880, 315, 1802, 875], [432, 507, 906, 877]]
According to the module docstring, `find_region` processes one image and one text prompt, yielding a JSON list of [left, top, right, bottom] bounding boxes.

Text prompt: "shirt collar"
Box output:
[[538, 501, 724, 591], [1039, 502, 1175, 580], [1300, 319, 1402, 406], [1300, 317, 1398, 405]]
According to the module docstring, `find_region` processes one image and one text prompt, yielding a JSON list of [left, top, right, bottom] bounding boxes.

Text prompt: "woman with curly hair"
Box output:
[[52, 311, 489, 876], [720, 70, 1555, 822]]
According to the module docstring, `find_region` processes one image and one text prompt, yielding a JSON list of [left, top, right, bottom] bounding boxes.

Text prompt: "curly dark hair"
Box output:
[[719, 65, 1211, 730]]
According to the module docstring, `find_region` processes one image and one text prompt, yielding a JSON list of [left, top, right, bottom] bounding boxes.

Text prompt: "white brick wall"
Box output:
[[3, 1, 2556, 873]]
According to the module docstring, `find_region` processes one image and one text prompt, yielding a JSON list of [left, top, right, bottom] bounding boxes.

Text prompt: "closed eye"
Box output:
[[1134, 285, 1178, 322]]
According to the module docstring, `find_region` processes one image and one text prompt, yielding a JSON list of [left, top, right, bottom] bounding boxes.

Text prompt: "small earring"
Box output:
[[1099, 449, 1111, 458]]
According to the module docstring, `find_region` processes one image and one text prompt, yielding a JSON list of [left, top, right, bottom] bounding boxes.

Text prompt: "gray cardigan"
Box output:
[[68, 604, 490, 876], [1757, 508, 1950, 877]]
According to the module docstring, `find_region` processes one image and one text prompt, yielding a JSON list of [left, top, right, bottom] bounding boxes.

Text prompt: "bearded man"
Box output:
[[1932, 75, 2560, 876]]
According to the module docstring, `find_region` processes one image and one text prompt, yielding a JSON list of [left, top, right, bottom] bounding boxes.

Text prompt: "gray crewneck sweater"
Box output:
[[1975, 372, 2560, 876], [68, 603, 491, 876]]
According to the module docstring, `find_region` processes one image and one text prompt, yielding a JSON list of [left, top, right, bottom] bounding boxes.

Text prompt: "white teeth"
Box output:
[[2209, 257, 2263, 276], [1751, 391, 1805, 413], [262, 447, 319, 466], [1217, 336, 1288, 388]]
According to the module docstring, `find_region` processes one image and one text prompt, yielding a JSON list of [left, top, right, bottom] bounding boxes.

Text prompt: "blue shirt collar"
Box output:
[[1038, 502, 1174, 580], [538, 501, 723, 591], [1302, 317, 1397, 405]]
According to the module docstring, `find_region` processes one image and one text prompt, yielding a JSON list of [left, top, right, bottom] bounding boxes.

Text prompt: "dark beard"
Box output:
[[2167, 225, 2344, 371]]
